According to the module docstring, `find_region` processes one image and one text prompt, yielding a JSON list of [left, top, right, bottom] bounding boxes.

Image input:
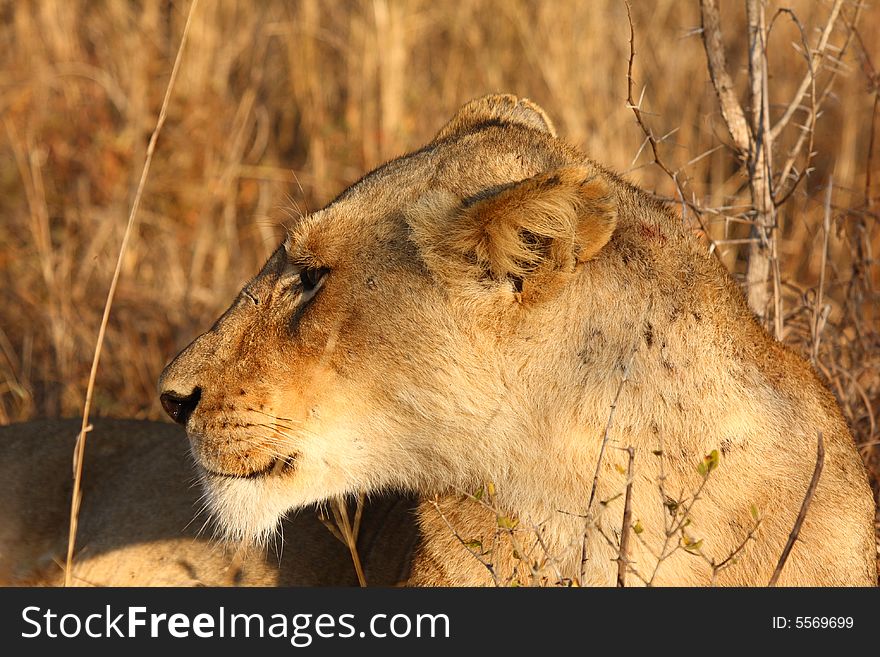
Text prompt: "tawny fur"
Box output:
[[159, 94, 877, 586]]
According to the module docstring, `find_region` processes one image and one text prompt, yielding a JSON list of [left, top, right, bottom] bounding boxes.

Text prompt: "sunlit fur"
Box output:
[[160, 94, 876, 586]]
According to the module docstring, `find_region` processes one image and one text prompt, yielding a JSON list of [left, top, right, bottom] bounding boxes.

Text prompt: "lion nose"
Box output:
[[159, 387, 202, 426]]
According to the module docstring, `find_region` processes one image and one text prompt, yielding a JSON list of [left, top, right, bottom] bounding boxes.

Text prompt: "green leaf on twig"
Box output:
[[681, 535, 703, 554], [600, 493, 623, 506], [497, 515, 519, 530], [697, 449, 720, 476]]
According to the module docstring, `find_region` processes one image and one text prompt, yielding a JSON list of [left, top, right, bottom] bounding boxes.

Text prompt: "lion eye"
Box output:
[[300, 266, 329, 292]]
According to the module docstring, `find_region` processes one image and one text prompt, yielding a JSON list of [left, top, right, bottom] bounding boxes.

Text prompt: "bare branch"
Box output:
[[625, 3, 681, 177], [595, 524, 651, 586], [774, 3, 863, 205], [529, 522, 566, 585], [770, 9, 817, 207], [579, 296, 656, 584], [580, 331, 637, 584], [455, 485, 568, 586], [626, 2, 718, 252], [768, 432, 825, 586], [587, 350, 637, 512], [811, 181, 833, 365], [427, 496, 501, 586], [616, 446, 636, 587], [744, 0, 778, 327], [769, 0, 844, 141], [648, 456, 715, 585], [867, 91, 879, 210], [708, 513, 763, 586], [699, 0, 751, 154]]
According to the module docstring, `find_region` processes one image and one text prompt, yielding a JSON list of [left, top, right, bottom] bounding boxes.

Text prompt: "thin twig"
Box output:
[[708, 515, 763, 586], [352, 492, 365, 540], [587, 352, 637, 512], [580, 296, 653, 583], [811, 180, 833, 365], [580, 347, 637, 583], [427, 497, 501, 586], [594, 524, 650, 586], [866, 91, 879, 210], [454, 486, 560, 586], [855, 22, 879, 209], [316, 506, 347, 544], [63, 0, 200, 587], [769, 0, 844, 141], [616, 446, 635, 587], [769, 9, 817, 208], [334, 498, 367, 587], [626, 1, 685, 173], [627, 2, 716, 249], [529, 521, 566, 585], [768, 432, 825, 586], [648, 464, 713, 585], [775, 2, 862, 205]]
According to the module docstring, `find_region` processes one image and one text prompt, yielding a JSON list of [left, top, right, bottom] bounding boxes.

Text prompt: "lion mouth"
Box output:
[[202, 454, 297, 480]]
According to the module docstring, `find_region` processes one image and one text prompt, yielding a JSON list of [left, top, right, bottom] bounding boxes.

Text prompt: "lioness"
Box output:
[[0, 418, 417, 586], [159, 94, 876, 586]]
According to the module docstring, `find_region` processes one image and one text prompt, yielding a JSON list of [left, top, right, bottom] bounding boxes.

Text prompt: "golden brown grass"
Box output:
[[0, 0, 877, 550]]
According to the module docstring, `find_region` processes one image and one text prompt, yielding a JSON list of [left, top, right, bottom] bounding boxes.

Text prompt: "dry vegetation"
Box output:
[[0, 0, 878, 559]]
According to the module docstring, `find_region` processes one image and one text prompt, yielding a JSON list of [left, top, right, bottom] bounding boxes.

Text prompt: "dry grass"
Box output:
[[0, 0, 878, 545]]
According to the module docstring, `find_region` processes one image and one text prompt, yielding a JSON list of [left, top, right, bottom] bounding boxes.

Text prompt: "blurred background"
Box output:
[[0, 1, 878, 511]]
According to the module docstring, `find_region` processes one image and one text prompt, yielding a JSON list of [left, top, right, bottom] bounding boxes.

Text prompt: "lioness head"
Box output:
[[159, 95, 621, 542]]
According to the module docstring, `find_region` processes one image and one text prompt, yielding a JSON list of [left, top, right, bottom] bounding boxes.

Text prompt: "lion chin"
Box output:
[[197, 478, 279, 544], [198, 451, 370, 546]]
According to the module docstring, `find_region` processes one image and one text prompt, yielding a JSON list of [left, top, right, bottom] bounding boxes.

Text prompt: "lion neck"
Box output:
[[414, 261, 759, 585]]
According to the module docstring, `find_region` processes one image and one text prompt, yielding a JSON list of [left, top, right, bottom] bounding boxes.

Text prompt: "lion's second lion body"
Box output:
[[0, 418, 417, 586], [153, 94, 875, 586]]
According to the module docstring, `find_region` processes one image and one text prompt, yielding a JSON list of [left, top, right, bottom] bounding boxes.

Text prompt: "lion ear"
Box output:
[[443, 167, 617, 295], [432, 94, 557, 143]]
